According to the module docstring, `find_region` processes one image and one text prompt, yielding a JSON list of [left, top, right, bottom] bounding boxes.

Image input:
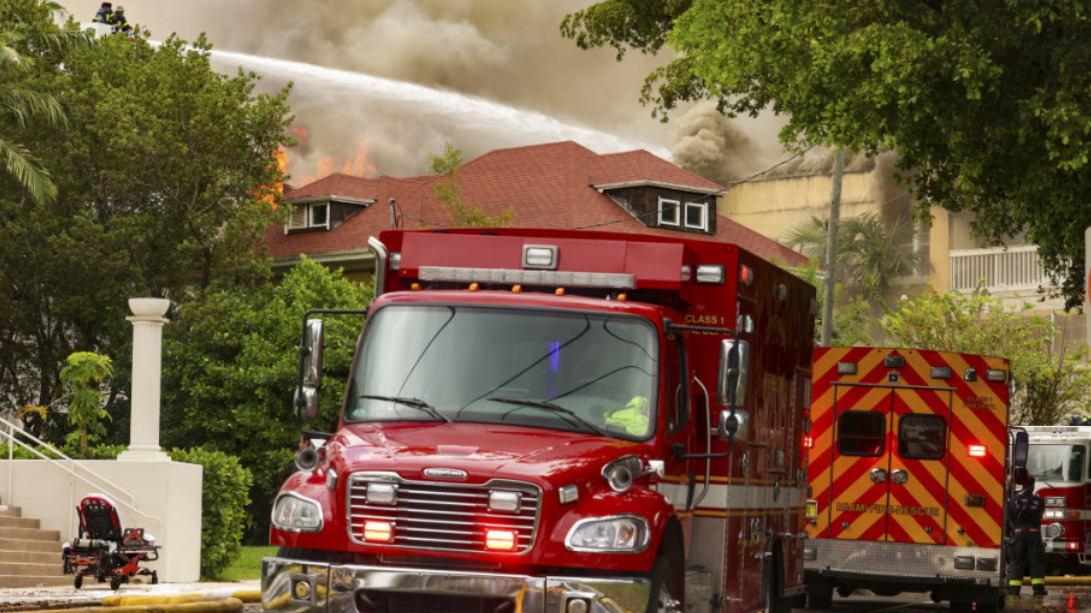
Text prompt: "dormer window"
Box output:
[[684, 201, 708, 231], [286, 202, 332, 232], [658, 198, 681, 226]]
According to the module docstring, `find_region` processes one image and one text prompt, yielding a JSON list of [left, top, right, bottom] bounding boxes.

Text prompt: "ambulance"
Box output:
[[804, 347, 1027, 613]]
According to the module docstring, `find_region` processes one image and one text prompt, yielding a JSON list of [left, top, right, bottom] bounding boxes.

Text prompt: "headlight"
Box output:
[[1044, 509, 1064, 519], [1046, 496, 1066, 507], [271, 493, 323, 533], [566, 515, 649, 552], [1045, 522, 1065, 539]]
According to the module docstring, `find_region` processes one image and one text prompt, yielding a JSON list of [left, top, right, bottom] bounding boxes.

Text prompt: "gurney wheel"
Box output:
[[151, 572, 158, 585], [110, 575, 121, 590], [74, 574, 83, 589]]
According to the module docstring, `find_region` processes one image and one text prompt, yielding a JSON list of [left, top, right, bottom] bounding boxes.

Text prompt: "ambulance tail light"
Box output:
[[803, 435, 814, 449], [985, 369, 1007, 382], [968, 445, 987, 458]]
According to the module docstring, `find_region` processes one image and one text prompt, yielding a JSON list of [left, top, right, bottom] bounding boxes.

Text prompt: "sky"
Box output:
[[58, 0, 789, 187]]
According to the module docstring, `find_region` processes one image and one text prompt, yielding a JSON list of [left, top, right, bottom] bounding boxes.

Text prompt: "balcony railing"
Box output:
[[949, 244, 1051, 294]]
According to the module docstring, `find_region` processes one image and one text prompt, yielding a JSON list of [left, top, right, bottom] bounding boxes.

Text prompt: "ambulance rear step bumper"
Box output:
[[804, 539, 1003, 585]]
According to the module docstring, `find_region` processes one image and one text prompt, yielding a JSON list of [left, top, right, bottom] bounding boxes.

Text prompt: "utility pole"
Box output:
[[820, 149, 845, 347]]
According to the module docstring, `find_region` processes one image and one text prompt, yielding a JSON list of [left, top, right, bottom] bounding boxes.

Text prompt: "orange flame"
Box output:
[[282, 131, 377, 185]]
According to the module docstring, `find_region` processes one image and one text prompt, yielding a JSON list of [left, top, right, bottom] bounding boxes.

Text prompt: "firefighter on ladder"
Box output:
[[1008, 476, 1047, 596]]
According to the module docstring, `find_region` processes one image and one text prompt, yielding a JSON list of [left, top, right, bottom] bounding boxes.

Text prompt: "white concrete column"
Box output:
[[118, 298, 171, 462]]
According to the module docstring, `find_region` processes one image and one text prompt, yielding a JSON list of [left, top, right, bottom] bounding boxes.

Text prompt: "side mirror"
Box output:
[[295, 386, 319, 421], [1013, 431, 1028, 468], [1013, 466, 1028, 487], [301, 319, 324, 387], [717, 408, 750, 443], [718, 340, 750, 406]]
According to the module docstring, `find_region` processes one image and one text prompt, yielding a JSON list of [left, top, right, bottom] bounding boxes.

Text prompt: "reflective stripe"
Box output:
[[1009, 580, 1023, 587], [1031, 578, 1046, 585]]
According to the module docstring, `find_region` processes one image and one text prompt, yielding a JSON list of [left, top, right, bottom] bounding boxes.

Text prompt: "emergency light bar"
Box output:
[[418, 266, 636, 289]]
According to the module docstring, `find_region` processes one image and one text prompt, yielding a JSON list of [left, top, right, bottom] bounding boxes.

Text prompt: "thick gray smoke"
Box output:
[[61, 0, 782, 184]]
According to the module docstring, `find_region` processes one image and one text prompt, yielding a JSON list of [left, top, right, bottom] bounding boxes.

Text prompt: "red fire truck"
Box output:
[[804, 347, 1027, 613], [1023, 424, 1091, 574], [261, 228, 816, 613]]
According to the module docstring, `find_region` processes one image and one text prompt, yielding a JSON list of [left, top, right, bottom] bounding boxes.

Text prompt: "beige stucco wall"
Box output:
[[0, 459, 203, 582], [720, 171, 881, 244]]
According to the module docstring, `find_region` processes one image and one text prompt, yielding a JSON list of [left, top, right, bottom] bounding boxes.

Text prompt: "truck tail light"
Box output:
[[486, 529, 517, 551], [363, 521, 394, 542], [1069, 540, 1080, 551], [968, 445, 987, 458], [803, 435, 814, 449]]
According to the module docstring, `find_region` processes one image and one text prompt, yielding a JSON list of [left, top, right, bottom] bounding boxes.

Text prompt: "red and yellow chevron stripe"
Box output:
[[807, 347, 1010, 548]]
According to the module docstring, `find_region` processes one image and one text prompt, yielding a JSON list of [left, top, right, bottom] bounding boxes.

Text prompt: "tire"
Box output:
[[74, 574, 83, 589], [646, 555, 682, 613], [807, 583, 833, 610], [151, 572, 158, 585], [110, 575, 121, 590]]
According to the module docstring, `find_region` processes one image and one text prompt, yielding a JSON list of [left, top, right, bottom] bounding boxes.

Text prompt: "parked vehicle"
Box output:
[[261, 228, 816, 613], [804, 347, 1027, 613], [1023, 424, 1091, 574]]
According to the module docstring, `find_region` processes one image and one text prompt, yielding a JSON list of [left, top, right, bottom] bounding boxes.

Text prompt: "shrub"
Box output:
[[167, 446, 253, 579]]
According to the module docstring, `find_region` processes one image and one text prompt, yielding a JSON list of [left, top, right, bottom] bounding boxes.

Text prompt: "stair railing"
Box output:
[[0, 414, 163, 537]]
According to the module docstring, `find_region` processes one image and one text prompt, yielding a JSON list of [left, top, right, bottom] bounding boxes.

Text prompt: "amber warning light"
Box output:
[[486, 529, 517, 551]]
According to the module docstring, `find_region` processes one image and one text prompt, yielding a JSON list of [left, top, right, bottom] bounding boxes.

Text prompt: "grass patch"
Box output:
[[220, 545, 277, 581]]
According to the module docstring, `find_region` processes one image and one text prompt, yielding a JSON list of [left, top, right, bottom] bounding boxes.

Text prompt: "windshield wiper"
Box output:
[[487, 396, 607, 437], [360, 394, 451, 422]]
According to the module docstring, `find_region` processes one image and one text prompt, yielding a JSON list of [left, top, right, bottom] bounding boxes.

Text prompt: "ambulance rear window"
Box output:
[[837, 411, 886, 456], [897, 414, 947, 460]]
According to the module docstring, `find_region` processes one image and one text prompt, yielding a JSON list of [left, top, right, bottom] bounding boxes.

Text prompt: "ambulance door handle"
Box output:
[[891, 469, 909, 484], [870, 468, 887, 483]]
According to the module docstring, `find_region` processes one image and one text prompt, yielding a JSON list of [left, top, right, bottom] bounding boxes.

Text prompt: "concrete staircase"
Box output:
[[0, 497, 70, 588]]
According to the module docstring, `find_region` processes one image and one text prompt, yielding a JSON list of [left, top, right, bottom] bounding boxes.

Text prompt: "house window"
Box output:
[[287, 203, 330, 231], [684, 202, 708, 231], [311, 204, 328, 227], [658, 198, 680, 226]]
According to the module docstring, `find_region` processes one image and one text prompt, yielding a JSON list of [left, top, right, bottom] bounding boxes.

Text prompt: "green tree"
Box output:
[[0, 0, 89, 204], [0, 29, 292, 428], [792, 260, 869, 348], [58, 352, 112, 454], [162, 258, 371, 542], [562, 1, 1091, 307], [430, 140, 515, 228], [786, 212, 925, 313], [882, 285, 1091, 425]]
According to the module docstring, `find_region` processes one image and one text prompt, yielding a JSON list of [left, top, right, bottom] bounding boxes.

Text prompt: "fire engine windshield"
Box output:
[[1027, 444, 1086, 483], [344, 304, 659, 440]]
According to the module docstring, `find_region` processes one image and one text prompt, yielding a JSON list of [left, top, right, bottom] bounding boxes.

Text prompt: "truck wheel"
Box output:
[[646, 556, 681, 613], [74, 574, 83, 589], [807, 583, 833, 610]]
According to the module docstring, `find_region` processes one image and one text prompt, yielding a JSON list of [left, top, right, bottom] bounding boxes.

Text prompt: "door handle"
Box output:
[[891, 469, 909, 484], [870, 468, 888, 483]]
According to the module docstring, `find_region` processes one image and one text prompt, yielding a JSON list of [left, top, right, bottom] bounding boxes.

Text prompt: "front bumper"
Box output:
[[262, 556, 651, 613]]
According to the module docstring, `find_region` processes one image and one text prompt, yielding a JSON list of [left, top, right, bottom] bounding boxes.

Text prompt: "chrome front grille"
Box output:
[[346, 473, 541, 554]]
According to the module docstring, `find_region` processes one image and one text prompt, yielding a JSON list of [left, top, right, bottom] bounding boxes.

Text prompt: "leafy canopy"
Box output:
[[0, 26, 293, 422], [882, 285, 1091, 425], [562, 1, 1091, 307], [163, 258, 371, 541]]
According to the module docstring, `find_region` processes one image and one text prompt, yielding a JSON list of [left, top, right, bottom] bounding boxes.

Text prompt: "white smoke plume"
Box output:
[[61, 0, 784, 183]]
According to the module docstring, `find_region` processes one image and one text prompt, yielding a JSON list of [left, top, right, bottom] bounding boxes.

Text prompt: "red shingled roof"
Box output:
[[264, 141, 807, 267]]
